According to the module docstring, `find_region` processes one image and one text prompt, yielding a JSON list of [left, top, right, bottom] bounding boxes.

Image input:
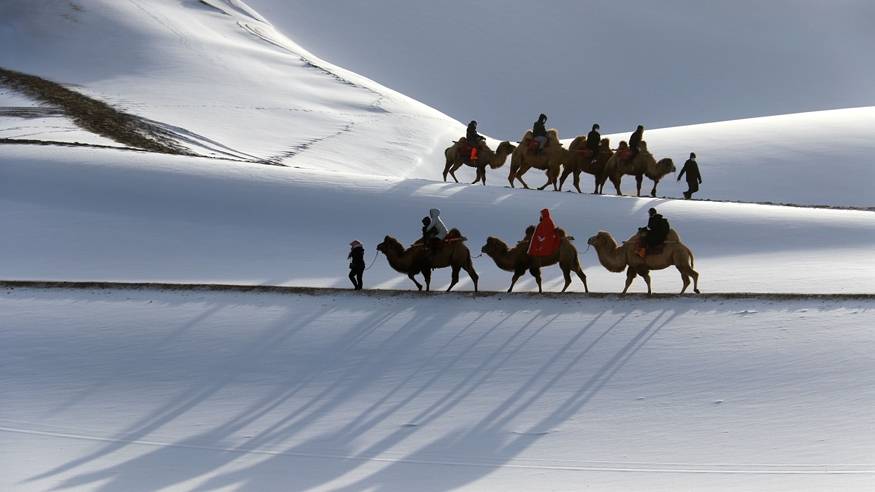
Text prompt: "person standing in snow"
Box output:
[[348, 240, 365, 290], [532, 113, 548, 153], [586, 123, 601, 162], [528, 209, 561, 258], [677, 152, 703, 199]]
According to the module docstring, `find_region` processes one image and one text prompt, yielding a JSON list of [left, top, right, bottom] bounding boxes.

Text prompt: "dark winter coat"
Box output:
[[466, 123, 481, 144], [678, 159, 702, 183], [629, 128, 643, 152], [586, 130, 601, 153], [348, 246, 365, 270], [647, 213, 670, 245], [533, 119, 547, 138]]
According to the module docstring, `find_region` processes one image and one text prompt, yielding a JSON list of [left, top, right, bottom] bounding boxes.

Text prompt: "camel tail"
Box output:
[[688, 248, 695, 268]]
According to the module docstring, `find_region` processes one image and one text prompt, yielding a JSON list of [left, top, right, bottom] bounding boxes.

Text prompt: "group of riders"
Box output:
[[348, 206, 672, 290], [463, 114, 703, 200]]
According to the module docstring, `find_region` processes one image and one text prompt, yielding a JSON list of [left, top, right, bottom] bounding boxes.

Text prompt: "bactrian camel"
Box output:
[[443, 139, 516, 185], [377, 232, 479, 292], [587, 230, 700, 295], [603, 141, 676, 197], [481, 227, 587, 293], [559, 137, 613, 194], [508, 129, 568, 191]]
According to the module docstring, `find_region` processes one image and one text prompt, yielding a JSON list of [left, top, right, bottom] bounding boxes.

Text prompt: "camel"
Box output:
[[508, 129, 568, 190], [481, 227, 588, 293], [443, 139, 516, 185], [602, 141, 676, 197], [559, 137, 613, 194], [586, 230, 700, 295], [377, 232, 479, 292]]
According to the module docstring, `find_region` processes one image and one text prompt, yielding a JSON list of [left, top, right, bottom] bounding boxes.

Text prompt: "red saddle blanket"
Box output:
[[617, 149, 632, 160]]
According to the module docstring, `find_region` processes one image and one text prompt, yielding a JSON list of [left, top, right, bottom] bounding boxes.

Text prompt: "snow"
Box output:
[[2, 288, 874, 491], [2, 145, 873, 294], [1, 0, 874, 490]]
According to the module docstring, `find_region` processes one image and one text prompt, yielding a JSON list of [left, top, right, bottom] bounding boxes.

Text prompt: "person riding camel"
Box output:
[[628, 125, 644, 161], [465, 120, 483, 163], [533, 113, 548, 153], [677, 152, 703, 199], [528, 208, 561, 258], [638, 207, 669, 257], [586, 123, 601, 163]]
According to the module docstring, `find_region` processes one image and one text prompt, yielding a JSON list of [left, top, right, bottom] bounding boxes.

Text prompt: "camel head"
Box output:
[[376, 235, 403, 256], [587, 231, 615, 249], [481, 236, 509, 257], [656, 157, 676, 175], [489, 141, 516, 169]]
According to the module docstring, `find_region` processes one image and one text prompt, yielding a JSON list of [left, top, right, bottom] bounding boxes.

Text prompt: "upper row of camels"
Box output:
[[441, 129, 677, 198]]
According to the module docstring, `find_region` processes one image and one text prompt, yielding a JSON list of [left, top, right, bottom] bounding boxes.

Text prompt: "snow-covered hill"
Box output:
[[1, 1, 874, 491]]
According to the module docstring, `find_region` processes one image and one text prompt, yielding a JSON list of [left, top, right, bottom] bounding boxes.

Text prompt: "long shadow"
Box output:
[[329, 308, 682, 491], [27, 304, 335, 487], [42, 306, 416, 491], [45, 303, 227, 417]]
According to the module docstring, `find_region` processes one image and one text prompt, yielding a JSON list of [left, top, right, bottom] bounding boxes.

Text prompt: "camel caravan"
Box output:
[[363, 207, 700, 296], [442, 116, 685, 198]]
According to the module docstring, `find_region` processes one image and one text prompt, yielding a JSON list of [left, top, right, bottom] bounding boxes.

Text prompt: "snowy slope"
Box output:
[[1, 1, 873, 207], [0, 0, 463, 174], [2, 145, 873, 294], [2, 288, 874, 491]]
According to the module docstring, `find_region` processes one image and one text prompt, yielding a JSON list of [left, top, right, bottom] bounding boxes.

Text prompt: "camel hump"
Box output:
[[446, 228, 467, 242]]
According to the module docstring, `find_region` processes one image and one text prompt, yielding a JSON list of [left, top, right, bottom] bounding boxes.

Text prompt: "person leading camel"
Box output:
[[533, 113, 548, 153], [586, 123, 601, 163], [348, 240, 365, 290], [628, 124, 644, 161], [528, 209, 561, 258], [466, 120, 483, 163], [639, 207, 670, 257], [677, 152, 703, 199]]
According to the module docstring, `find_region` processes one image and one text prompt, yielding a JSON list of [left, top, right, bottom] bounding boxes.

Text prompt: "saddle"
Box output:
[[617, 149, 632, 161], [575, 148, 594, 159]]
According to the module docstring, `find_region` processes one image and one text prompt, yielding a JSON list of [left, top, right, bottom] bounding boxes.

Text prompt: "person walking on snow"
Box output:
[[528, 209, 561, 257], [533, 113, 548, 153], [348, 240, 365, 290], [586, 123, 601, 162], [677, 152, 703, 199]]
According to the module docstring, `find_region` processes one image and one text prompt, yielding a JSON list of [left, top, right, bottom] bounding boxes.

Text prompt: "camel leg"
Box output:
[[622, 267, 636, 294], [650, 178, 659, 198], [573, 171, 582, 193], [422, 268, 432, 292], [688, 265, 700, 294], [447, 265, 460, 292], [480, 167, 487, 186], [463, 258, 479, 292], [408, 272, 423, 291], [635, 175, 643, 197], [516, 171, 531, 190], [558, 167, 572, 191], [642, 270, 652, 295], [611, 175, 622, 195], [442, 161, 451, 182], [561, 268, 572, 292], [529, 266, 543, 294], [508, 268, 525, 293], [575, 266, 588, 293], [678, 266, 690, 294]]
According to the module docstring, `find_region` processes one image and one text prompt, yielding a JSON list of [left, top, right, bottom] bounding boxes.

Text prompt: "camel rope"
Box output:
[[363, 250, 380, 271]]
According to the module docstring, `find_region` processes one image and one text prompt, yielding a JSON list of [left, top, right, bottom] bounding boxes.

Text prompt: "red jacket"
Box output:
[[528, 209, 561, 257]]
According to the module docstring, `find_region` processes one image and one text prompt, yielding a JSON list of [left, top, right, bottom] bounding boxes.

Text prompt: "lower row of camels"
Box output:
[[376, 227, 700, 295], [442, 129, 677, 197]]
